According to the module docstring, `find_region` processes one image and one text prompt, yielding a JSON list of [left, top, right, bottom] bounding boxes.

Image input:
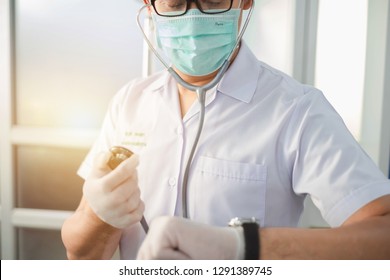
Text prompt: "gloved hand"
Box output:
[[83, 151, 144, 229], [137, 216, 245, 260]]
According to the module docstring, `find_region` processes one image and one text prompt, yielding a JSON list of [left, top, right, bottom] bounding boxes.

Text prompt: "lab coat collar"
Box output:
[[217, 41, 261, 104], [152, 71, 183, 121], [148, 68, 218, 123], [148, 41, 260, 105], [148, 71, 171, 93]]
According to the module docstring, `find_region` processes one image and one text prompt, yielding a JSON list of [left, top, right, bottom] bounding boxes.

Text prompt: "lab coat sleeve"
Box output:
[[289, 89, 390, 227]]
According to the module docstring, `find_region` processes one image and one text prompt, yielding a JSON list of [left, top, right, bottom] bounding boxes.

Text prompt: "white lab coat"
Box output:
[[78, 42, 390, 259]]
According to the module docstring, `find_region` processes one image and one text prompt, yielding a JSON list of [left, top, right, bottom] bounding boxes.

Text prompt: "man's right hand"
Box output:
[[83, 151, 145, 229]]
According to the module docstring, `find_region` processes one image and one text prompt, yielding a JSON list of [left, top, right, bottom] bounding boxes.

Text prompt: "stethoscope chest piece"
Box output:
[[108, 146, 134, 170]]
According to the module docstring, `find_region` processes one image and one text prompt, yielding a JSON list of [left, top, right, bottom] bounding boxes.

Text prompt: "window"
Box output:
[[245, 0, 295, 76], [1, 0, 143, 259], [315, 0, 368, 140]]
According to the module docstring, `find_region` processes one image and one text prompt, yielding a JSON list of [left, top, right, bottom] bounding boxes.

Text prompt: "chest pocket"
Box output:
[[190, 156, 267, 226]]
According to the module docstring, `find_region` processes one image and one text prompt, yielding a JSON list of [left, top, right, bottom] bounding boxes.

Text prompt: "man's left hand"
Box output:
[[136, 216, 244, 260]]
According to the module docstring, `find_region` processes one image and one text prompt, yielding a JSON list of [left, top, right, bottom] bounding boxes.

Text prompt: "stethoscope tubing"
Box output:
[[136, 2, 255, 228]]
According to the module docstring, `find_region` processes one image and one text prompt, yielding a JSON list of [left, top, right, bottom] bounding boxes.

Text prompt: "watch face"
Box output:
[[228, 217, 259, 227]]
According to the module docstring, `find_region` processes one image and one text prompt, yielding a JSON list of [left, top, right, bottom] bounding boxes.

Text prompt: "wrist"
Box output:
[[84, 204, 119, 232]]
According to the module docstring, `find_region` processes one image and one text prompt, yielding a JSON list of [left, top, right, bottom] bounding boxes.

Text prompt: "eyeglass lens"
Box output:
[[152, 0, 233, 16]]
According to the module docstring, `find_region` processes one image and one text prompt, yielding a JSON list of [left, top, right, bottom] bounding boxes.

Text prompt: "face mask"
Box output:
[[152, 9, 241, 76]]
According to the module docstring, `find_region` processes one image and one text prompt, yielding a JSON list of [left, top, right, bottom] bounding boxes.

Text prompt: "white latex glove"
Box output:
[[83, 151, 144, 229], [137, 216, 245, 260]]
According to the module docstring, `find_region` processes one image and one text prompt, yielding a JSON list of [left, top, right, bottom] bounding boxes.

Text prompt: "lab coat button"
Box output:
[[168, 177, 176, 187]]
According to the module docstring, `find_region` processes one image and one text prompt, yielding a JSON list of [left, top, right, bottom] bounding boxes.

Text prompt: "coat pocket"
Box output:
[[190, 156, 267, 226]]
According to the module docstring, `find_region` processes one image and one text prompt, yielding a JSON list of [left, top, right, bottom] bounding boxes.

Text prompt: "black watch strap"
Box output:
[[242, 222, 260, 260]]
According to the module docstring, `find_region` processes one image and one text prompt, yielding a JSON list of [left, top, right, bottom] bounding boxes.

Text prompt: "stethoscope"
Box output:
[[135, 1, 255, 231]]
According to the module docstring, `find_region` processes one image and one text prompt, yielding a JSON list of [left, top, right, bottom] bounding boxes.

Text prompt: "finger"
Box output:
[[106, 192, 144, 217], [108, 178, 139, 202], [122, 208, 144, 227], [110, 202, 145, 229], [115, 153, 139, 171], [102, 155, 139, 191], [126, 190, 142, 213], [105, 188, 142, 216], [89, 151, 112, 178]]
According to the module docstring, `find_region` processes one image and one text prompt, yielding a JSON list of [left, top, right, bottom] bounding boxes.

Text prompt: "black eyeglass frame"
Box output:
[[150, 0, 234, 17]]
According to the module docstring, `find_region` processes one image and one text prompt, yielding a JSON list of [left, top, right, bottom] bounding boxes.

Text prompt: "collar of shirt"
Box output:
[[217, 41, 261, 104], [144, 41, 261, 122], [147, 40, 260, 102]]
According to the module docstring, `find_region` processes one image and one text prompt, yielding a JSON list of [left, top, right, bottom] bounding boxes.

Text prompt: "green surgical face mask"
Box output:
[[152, 9, 240, 76]]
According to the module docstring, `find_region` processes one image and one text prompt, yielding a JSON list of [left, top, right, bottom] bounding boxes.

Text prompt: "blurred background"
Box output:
[[0, 0, 389, 259]]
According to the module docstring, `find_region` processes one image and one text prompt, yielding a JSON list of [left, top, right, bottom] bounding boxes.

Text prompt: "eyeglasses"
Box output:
[[151, 0, 234, 17]]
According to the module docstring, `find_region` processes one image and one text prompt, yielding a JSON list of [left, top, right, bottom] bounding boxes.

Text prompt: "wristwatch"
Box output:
[[229, 217, 260, 260]]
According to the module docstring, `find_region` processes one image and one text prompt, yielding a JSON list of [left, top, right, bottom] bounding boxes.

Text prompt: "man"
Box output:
[[61, 0, 390, 259]]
